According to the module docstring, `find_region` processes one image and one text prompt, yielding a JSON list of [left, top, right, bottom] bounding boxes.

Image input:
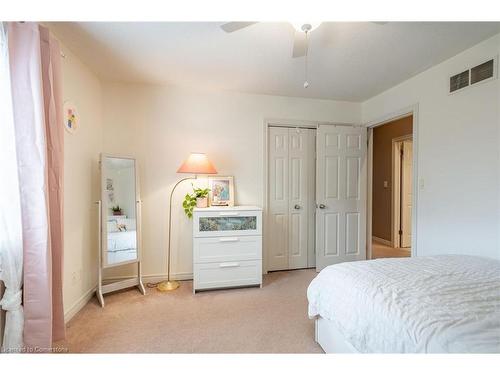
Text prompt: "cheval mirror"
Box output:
[[96, 153, 145, 307]]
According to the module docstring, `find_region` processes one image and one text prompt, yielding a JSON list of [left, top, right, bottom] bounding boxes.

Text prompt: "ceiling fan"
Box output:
[[220, 22, 388, 55], [220, 22, 319, 58], [220, 22, 387, 88], [220, 22, 322, 88]]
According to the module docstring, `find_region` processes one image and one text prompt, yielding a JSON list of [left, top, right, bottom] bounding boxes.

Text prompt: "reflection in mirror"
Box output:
[[103, 157, 137, 266]]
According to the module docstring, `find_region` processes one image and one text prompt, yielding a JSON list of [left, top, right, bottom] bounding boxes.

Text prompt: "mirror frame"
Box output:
[[100, 153, 141, 269]]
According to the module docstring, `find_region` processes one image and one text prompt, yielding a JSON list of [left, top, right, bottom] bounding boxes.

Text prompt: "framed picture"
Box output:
[[208, 176, 234, 206], [106, 178, 115, 204]]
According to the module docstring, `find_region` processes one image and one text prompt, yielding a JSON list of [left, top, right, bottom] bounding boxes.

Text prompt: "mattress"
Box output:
[[307, 255, 500, 353]]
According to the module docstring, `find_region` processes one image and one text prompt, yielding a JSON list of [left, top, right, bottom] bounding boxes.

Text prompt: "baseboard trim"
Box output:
[[141, 272, 193, 283], [372, 236, 393, 247], [104, 272, 193, 284], [64, 286, 96, 323]]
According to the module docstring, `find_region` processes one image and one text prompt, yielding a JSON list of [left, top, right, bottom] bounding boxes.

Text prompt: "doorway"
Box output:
[[369, 115, 413, 259]]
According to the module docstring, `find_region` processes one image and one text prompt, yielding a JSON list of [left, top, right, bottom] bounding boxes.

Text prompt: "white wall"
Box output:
[[362, 33, 500, 260], [61, 44, 102, 319], [101, 84, 361, 279]]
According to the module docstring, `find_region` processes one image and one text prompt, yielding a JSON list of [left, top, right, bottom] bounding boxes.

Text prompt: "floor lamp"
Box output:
[[157, 153, 217, 292]]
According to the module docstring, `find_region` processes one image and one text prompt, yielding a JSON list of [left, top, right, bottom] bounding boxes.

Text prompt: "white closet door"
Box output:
[[268, 127, 289, 271], [268, 127, 314, 271], [401, 140, 413, 248], [288, 129, 312, 269], [316, 125, 367, 271], [307, 130, 316, 268]]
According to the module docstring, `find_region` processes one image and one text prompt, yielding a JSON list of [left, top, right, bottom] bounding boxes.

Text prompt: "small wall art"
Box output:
[[63, 101, 79, 133]]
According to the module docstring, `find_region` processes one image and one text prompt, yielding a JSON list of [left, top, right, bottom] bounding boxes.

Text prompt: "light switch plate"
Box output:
[[419, 178, 425, 190]]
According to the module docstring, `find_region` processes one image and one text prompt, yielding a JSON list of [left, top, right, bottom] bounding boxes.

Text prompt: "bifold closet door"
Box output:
[[268, 127, 289, 271], [316, 124, 367, 271], [288, 129, 314, 269], [268, 127, 315, 271]]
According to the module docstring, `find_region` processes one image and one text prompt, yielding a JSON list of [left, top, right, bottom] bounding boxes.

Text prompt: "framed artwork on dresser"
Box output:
[[208, 176, 234, 206]]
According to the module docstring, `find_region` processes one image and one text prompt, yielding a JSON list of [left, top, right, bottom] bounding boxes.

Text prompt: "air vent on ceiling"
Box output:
[[449, 70, 469, 93], [471, 59, 494, 84]]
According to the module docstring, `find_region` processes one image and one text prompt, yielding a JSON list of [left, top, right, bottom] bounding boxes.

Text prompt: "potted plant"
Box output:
[[182, 185, 210, 218], [111, 205, 122, 215]]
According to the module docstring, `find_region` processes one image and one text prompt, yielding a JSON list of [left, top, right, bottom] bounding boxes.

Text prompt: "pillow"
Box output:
[[107, 220, 119, 233], [116, 218, 136, 230]]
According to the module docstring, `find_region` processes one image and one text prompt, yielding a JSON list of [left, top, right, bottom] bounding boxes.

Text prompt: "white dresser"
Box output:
[[192, 206, 263, 293]]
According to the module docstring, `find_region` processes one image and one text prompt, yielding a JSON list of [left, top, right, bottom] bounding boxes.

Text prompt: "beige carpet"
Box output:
[[57, 269, 323, 353]]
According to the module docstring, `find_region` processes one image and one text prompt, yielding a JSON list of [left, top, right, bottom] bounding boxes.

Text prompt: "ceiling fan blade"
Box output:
[[220, 22, 258, 33], [292, 31, 307, 58]]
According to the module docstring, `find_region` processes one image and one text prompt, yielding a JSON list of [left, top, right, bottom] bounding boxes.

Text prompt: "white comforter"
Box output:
[[108, 230, 137, 252], [307, 255, 500, 353]]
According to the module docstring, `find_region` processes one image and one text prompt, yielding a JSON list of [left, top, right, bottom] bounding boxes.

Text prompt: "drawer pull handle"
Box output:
[[219, 262, 240, 268], [219, 237, 239, 242], [219, 212, 239, 216]]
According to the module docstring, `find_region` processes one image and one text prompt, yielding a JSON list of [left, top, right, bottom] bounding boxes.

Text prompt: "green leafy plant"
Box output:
[[111, 205, 122, 214], [182, 185, 210, 218]]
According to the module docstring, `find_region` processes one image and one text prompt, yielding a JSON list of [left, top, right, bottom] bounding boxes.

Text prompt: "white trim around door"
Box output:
[[365, 104, 419, 260]]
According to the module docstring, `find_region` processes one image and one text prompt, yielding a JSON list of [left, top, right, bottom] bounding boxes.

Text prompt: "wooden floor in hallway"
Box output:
[[372, 240, 411, 259]]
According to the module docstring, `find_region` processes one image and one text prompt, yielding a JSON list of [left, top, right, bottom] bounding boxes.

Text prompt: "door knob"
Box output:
[[294, 204, 301, 209], [318, 204, 326, 209]]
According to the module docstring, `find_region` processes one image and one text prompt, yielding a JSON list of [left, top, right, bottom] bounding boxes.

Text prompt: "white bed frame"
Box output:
[[315, 317, 359, 353]]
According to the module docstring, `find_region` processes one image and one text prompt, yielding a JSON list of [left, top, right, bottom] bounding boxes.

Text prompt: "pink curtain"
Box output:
[[7, 22, 65, 350], [39, 25, 65, 343]]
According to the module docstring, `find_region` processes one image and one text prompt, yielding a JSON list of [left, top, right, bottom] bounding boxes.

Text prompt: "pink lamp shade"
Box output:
[[176, 153, 217, 174]]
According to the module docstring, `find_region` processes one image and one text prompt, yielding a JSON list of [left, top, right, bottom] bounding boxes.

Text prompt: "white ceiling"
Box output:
[[48, 22, 500, 102]]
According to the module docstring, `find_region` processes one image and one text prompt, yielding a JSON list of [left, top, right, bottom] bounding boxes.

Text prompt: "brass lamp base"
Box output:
[[157, 280, 180, 292]]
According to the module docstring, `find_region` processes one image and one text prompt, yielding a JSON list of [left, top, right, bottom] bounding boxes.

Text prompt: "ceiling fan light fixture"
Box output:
[[291, 22, 321, 33]]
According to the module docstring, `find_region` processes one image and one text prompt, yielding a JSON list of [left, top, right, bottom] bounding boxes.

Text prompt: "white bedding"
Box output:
[[107, 230, 137, 264], [107, 230, 137, 252], [307, 255, 500, 353]]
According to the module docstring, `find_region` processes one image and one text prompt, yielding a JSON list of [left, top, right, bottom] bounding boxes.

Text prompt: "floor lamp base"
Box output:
[[157, 280, 180, 292]]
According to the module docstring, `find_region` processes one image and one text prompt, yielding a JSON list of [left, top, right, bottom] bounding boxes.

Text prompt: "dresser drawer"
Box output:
[[194, 235, 261, 263], [193, 260, 262, 291], [193, 210, 262, 238]]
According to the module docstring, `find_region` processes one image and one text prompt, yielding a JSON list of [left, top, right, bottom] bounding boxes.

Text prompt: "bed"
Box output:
[[107, 218, 137, 264], [307, 255, 500, 353]]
